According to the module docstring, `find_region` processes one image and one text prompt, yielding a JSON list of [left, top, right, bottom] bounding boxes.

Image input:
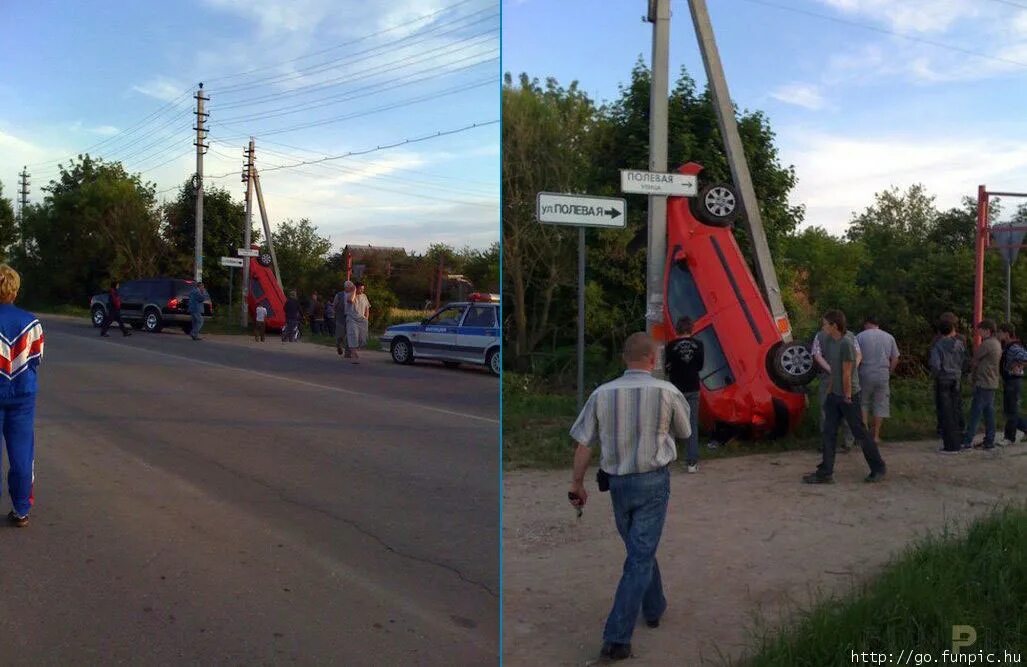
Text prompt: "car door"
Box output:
[[118, 281, 147, 321], [456, 304, 498, 364], [413, 304, 466, 359]]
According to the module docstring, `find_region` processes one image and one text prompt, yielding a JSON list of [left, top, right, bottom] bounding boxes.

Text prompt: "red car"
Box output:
[[246, 248, 288, 331], [661, 162, 815, 439]]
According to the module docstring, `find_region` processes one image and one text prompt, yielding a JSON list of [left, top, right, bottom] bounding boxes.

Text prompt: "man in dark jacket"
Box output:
[[996, 322, 1027, 445], [664, 317, 704, 472], [188, 282, 208, 341], [932, 312, 967, 436], [283, 290, 302, 342], [930, 320, 966, 453], [100, 280, 131, 337]]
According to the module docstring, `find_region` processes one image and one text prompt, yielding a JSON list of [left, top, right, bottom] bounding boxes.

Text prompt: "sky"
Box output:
[[0, 0, 500, 253], [502, 0, 1027, 234]]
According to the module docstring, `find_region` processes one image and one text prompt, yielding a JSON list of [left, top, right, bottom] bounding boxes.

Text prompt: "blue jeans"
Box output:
[[0, 395, 36, 517], [684, 392, 700, 465], [190, 313, 204, 338], [603, 466, 670, 645], [963, 387, 996, 447]]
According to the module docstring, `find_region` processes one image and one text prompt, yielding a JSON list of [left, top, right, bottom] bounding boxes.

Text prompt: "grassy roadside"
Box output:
[[744, 505, 1027, 666], [503, 373, 947, 469]]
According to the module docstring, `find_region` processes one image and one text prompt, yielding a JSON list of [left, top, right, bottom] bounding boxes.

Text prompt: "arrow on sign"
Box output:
[[606, 208, 621, 219]]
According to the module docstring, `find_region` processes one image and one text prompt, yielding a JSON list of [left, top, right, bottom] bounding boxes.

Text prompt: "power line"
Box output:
[[203, 0, 485, 85], [986, 0, 1027, 10], [742, 0, 1027, 69]]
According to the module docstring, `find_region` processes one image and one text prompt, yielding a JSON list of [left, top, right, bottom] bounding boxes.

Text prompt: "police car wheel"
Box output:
[[486, 348, 500, 376], [391, 338, 414, 365], [91, 306, 105, 327]]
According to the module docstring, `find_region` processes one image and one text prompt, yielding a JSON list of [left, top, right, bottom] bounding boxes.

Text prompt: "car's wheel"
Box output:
[[690, 182, 740, 227], [442, 361, 460, 369], [258, 251, 273, 267], [91, 306, 106, 327], [486, 348, 500, 376], [143, 308, 164, 333], [769, 342, 816, 388], [390, 338, 414, 365]]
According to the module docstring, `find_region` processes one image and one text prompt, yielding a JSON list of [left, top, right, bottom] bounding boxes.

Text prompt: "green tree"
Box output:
[[272, 218, 332, 297], [459, 242, 500, 293], [0, 181, 15, 259]]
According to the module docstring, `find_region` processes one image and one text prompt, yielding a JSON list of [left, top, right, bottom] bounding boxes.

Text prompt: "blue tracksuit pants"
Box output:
[[1, 395, 36, 517]]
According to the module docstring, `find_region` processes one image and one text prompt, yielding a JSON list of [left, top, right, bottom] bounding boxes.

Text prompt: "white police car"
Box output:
[[380, 293, 500, 375]]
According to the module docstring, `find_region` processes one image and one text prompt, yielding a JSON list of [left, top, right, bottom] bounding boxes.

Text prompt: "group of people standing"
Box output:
[[273, 281, 371, 362]]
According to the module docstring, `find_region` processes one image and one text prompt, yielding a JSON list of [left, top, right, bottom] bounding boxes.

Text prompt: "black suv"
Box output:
[[90, 278, 214, 333]]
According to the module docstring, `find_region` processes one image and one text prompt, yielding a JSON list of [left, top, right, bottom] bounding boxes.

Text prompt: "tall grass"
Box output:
[[745, 506, 1027, 665]]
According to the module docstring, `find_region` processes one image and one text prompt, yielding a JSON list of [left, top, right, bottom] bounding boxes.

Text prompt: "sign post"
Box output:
[[220, 256, 245, 326], [538, 192, 627, 409], [620, 169, 697, 197], [990, 221, 1027, 322]]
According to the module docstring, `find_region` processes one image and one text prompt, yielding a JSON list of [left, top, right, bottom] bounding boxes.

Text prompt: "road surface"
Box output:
[[0, 316, 499, 665]]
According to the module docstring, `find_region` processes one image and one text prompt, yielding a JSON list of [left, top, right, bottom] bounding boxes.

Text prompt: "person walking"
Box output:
[[811, 327, 861, 450], [0, 265, 45, 527], [346, 281, 371, 362], [100, 279, 131, 337], [567, 332, 691, 662], [962, 319, 1002, 450], [664, 317, 704, 473], [333, 285, 350, 356], [324, 296, 335, 338], [188, 282, 208, 341], [930, 320, 966, 454], [283, 290, 302, 343], [803, 310, 886, 484], [996, 322, 1027, 446], [855, 316, 900, 443], [309, 293, 324, 336], [254, 303, 267, 342]]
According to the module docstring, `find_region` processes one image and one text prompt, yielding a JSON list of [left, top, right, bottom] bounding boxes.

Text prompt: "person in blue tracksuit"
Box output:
[[0, 264, 44, 527], [189, 282, 208, 341]]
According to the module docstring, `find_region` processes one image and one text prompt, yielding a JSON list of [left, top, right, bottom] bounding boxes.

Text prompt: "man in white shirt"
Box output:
[[855, 316, 900, 442], [346, 282, 371, 362], [254, 303, 267, 342]]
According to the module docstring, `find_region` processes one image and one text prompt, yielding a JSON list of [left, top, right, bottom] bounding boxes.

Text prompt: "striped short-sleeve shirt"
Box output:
[[570, 370, 692, 475]]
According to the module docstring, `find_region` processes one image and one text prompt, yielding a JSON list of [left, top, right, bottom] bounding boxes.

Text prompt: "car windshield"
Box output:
[[667, 259, 707, 324], [693, 326, 733, 390]]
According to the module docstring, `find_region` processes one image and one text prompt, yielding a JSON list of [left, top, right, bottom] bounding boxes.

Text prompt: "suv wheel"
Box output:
[[258, 252, 273, 267], [91, 306, 106, 327], [690, 182, 740, 227], [769, 342, 816, 388], [391, 338, 414, 365], [143, 308, 164, 333], [486, 348, 500, 376]]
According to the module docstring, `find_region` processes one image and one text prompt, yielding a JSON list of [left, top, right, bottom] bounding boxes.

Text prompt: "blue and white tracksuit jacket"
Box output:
[[0, 305, 44, 517]]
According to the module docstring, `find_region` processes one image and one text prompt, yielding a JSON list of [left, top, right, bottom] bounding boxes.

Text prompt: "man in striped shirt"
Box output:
[[568, 332, 691, 662]]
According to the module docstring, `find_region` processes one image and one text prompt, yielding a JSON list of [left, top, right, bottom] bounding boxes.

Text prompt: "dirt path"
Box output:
[[503, 441, 1027, 666]]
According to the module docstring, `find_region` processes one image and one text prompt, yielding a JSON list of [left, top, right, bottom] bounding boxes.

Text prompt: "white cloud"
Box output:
[[770, 83, 827, 110], [132, 77, 188, 102], [816, 0, 979, 33], [781, 129, 1027, 234]]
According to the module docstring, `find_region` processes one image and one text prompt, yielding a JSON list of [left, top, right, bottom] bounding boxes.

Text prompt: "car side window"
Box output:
[[667, 260, 707, 324], [463, 306, 496, 328], [119, 282, 144, 300], [693, 326, 733, 390], [428, 306, 466, 327]]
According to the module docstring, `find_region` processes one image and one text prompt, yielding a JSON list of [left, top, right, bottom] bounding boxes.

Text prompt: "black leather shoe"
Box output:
[[802, 472, 834, 484], [645, 618, 660, 629], [864, 470, 886, 483], [600, 643, 631, 661]]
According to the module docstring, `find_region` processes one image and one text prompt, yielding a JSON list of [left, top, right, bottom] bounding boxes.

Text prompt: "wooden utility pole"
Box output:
[[17, 167, 29, 253], [193, 83, 209, 283], [241, 138, 255, 326]]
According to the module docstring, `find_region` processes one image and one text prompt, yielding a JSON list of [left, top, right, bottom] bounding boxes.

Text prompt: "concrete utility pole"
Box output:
[[241, 138, 255, 327], [645, 0, 671, 378], [252, 168, 284, 292], [688, 0, 792, 342], [194, 83, 209, 283], [17, 167, 29, 253]]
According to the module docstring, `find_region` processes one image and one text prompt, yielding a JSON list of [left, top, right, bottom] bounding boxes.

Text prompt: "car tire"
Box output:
[[143, 308, 164, 333], [486, 348, 500, 376], [442, 361, 460, 369], [690, 182, 740, 227], [91, 306, 106, 328], [769, 342, 817, 388], [258, 252, 273, 267], [391, 338, 414, 365]]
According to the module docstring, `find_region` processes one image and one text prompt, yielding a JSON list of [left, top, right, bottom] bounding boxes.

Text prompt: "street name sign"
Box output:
[[220, 256, 244, 268], [620, 169, 697, 196], [237, 248, 260, 257], [536, 192, 626, 228]]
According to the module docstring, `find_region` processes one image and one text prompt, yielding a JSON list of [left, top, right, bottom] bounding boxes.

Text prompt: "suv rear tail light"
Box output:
[[168, 297, 179, 309]]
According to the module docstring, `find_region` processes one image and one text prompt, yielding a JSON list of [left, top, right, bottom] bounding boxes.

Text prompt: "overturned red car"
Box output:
[[661, 162, 814, 439], [246, 248, 287, 331]]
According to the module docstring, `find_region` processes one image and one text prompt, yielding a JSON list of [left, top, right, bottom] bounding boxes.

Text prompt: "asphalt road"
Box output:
[[0, 316, 499, 665]]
